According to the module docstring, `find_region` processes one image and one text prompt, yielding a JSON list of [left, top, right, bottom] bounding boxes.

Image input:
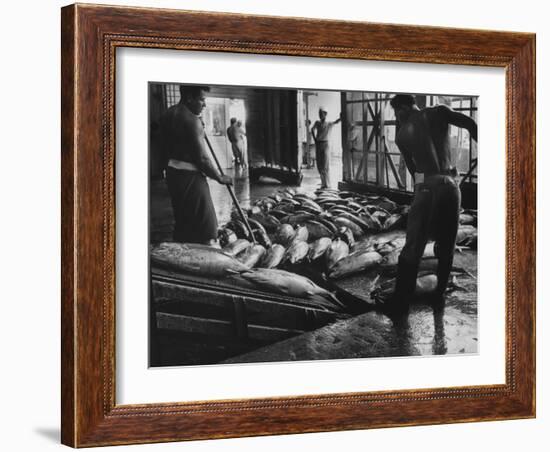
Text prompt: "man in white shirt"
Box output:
[[311, 107, 341, 188]]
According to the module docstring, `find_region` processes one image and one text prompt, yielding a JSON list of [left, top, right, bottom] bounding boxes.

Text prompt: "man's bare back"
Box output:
[[394, 103, 477, 178]]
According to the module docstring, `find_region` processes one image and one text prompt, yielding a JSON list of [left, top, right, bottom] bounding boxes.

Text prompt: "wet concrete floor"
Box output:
[[150, 156, 478, 361]]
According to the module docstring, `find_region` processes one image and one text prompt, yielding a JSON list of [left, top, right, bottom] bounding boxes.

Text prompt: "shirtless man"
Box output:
[[311, 107, 341, 188], [380, 94, 478, 315], [160, 85, 232, 245]]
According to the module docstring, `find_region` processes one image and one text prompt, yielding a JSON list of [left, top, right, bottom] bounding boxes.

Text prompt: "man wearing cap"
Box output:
[[160, 85, 232, 245], [377, 94, 477, 316], [311, 107, 341, 188]]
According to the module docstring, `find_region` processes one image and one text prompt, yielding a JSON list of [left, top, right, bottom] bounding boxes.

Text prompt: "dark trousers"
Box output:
[[166, 167, 218, 244], [397, 175, 461, 297], [315, 141, 330, 188]]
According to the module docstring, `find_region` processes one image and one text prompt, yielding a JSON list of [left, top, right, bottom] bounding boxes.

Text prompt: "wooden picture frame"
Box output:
[[61, 3, 535, 447]]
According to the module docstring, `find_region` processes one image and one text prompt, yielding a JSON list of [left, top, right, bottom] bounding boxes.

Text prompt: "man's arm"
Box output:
[[400, 148, 417, 176], [188, 118, 232, 184], [439, 105, 478, 142], [311, 121, 318, 142]]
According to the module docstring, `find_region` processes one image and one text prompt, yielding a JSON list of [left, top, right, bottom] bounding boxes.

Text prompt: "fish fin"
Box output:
[[325, 292, 346, 309]]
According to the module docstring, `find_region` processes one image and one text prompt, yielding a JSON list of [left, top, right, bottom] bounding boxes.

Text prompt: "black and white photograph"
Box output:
[[148, 82, 479, 367]]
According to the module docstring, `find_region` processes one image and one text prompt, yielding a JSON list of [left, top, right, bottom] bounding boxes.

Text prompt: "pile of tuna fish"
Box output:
[[151, 188, 478, 310], [150, 242, 343, 311], [217, 187, 477, 280]]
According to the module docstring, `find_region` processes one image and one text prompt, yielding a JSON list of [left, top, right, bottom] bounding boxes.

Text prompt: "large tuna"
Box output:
[[282, 213, 315, 226], [252, 228, 272, 248], [307, 237, 332, 261], [325, 238, 350, 269], [304, 220, 333, 240], [218, 228, 237, 248], [259, 244, 286, 269], [223, 239, 251, 256], [376, 237, 407, 255], [250, 212, 281, 232], [293, 225, 309, 243], [274, 224, 296, 246], [283, 240, 310, 264], [333, 216, 364, 238], [372, 273, 441, 303], [328, 250, 383, 279], [151, 242, 249, 276], [456, 225, 477, 245], [237, 244, 267, 269], [241, 269, 343, 310]]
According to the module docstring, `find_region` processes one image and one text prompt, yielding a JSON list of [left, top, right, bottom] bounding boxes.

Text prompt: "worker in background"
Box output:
[[311, 107, 341, 189], [235, 120, 248, 168], [378, 94, 477, 316], [226, 117, 242, 167], [160, 85, 232, 245]]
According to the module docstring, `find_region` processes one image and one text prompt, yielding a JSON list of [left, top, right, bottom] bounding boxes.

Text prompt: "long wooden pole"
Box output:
[[203, 133, 257, 243]]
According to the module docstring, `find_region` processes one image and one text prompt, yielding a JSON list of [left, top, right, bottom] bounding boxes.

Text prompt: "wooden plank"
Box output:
[[157, 312, 305, 342], [153, 280, 337, 330], [232, 296, 249, 339]]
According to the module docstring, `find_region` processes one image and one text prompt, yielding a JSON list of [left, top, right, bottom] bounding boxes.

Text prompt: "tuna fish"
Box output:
[[294, 192, 315, 201], [226, 220, 252, 240], [218, 228, 237, 248], [370, 230, 407, 247], [372, 210, 390, 224], [241, 269, 343, 310], [223, 239, 251, 256], [252, 228, 272, 248], [259, 244, 285, 269], [328, 250, 383, 279], [335, 211, 372, 233], [346, 201, 363, 211], [325, 238, 350, 269], [293, 225, 309, 243], [282, 213, 316, 226], [268, 209, 290, 220], [459, 213, 476, 225], [247, 205, 263, 216], [237, 244, 266, 268], [358, 212, 383, 231], [376, 197, 398, 212], [308, 237, 332, 261], [383, 213, 406, 230], [304, 220, 333, 240], [250, 213, 281, 232], [151, 242, 249, 276], [274, 224, 296, 246], [315, 217, 339, 235], [283, 240, 310, 264], [376, 237, 406, 255], [270, 194, 283, 204], [247, 218, 267, 236], [298, 198, 323, 213], [333, 217, 364, 238], [335, 226, 355, 248], [372, 273, 439, 302], [456, 225, 477, 245]]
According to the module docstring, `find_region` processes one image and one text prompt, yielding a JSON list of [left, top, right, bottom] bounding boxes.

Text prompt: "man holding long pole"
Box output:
[[160, 85, 232, 245]]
